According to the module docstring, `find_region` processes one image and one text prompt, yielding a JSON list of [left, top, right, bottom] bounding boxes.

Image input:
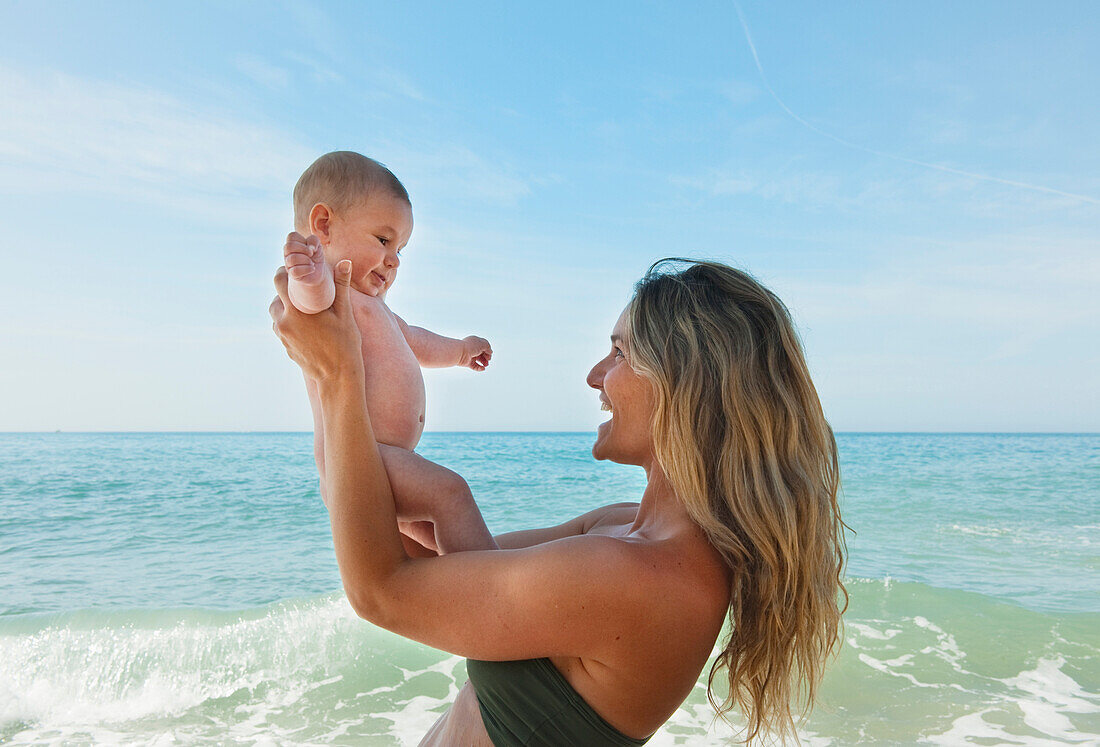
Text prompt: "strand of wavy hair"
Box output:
[[627, 258, 850, 744]]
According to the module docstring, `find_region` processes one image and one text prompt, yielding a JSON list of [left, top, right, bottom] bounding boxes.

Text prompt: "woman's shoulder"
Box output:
[[583, 502, 640, 536], [583, 511, 730, 616], [558, 516, 730, 734]]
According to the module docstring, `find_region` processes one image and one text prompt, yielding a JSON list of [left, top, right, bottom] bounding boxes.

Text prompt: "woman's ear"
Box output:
[[309, 203, 335, 244]]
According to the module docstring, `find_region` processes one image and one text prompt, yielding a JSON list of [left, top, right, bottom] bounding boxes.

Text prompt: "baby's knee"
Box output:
[[439, 466, 472, 501]]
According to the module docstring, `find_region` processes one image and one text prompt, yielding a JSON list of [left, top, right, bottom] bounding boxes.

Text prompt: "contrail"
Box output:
[[731, 1, 1100, 206]]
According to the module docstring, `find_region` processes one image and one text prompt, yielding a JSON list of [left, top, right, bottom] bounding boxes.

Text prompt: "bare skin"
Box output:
[[269, 268, 732, 744], [420, 501, 731, 744], [284, 207, 492, 554], [284, 194, 490, 467]]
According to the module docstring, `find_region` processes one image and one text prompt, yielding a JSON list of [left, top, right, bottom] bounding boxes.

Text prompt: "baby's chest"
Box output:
[[352, 300, 416, 362]]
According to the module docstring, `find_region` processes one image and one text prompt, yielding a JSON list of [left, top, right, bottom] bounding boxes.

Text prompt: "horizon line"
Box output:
[[2, 430, 1097, 436]]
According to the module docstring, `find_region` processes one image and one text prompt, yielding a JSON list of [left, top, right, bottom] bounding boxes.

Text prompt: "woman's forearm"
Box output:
[[317, 373, 408, 613]]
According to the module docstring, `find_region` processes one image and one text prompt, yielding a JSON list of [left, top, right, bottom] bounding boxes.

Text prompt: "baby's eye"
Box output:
[[377, 236, 389, 246]]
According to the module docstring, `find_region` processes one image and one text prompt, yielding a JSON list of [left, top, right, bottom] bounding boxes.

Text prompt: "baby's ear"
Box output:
[[309, 203, 334, 243]]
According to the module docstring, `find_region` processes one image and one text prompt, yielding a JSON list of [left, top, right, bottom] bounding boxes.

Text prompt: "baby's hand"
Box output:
[[284, 232, 326, 285], [460, 336, 493, 371]]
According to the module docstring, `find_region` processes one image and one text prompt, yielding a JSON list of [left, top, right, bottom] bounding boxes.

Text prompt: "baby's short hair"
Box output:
[[293, 151, 410, 232]]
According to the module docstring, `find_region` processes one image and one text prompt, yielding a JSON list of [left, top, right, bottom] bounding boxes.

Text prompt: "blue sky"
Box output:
[[1, 1, 1097, 432]]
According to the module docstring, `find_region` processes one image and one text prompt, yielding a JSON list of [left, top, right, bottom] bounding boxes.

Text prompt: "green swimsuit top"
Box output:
[[466, 657, 652, 746]]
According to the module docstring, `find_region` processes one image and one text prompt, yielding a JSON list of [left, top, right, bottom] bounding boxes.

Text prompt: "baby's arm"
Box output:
[[395, 315, 493, 371], [284, 232, 335, 314]]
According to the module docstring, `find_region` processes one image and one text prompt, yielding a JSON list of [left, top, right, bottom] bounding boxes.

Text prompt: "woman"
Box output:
[[269, 257, 848, 745]]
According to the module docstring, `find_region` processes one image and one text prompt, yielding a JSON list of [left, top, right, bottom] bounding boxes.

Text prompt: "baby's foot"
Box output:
[[284, 232, 335, 314]]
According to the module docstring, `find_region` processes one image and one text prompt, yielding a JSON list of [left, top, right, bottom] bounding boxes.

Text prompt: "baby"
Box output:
[[283, 151, 493, 510]]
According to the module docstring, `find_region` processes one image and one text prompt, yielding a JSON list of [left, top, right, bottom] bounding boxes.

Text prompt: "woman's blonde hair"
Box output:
[[627, 258, 850, 744]]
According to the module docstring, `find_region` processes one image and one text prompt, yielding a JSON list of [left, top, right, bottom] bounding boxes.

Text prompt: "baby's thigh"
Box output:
[[379, 445, 470, 500]]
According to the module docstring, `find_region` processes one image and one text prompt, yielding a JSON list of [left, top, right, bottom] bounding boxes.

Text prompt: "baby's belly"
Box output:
[[357, 323, 425, 451]]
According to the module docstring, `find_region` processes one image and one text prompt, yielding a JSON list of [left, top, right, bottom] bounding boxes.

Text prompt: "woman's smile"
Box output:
[[588, 307, 656, 467]]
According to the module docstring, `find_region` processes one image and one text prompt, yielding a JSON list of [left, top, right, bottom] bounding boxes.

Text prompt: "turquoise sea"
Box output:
[[1, 432, 1098, 744]]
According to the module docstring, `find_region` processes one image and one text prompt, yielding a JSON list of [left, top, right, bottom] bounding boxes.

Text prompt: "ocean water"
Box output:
[[1, 432, 1097, 744]]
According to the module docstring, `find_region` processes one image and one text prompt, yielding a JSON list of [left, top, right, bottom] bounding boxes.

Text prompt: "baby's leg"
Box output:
[[378, 445, 498, 554], [313, 430, 495, 553], [284, 232, 335, 314]]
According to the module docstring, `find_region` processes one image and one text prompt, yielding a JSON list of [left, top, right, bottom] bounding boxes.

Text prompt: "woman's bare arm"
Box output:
[[493, 503, 640, 549], [315, 349, 649, 661], [270, 262, 653, 662]]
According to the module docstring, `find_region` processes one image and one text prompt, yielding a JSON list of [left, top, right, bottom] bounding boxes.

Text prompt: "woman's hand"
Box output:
[[269, 252, 362, 387]]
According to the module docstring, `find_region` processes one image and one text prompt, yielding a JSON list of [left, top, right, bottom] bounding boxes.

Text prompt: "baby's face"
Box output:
[[326, 193, 413, 298]]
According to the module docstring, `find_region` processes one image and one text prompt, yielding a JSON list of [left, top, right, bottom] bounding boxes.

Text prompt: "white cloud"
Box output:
[[235, 54, 290, 90], [0, 65, 537, 223], [718, 78, 760, 106], [674, 160, 1100, 217], [672, 167, 848, 206], [775, 234, 1100, 361], [373, 69, 428, 101], [391, 145, 532, 206], [0, 66, 314, 211], [284, 51, 342, 85], [765, 235, 1100, 431]]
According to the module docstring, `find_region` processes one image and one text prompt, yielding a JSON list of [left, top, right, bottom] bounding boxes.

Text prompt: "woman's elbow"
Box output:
[[345, 586, 389, 626], [342, 570, 406, 628]]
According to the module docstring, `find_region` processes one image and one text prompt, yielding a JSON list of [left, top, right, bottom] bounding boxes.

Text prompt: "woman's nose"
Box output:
[[586, 358, 606, 390]]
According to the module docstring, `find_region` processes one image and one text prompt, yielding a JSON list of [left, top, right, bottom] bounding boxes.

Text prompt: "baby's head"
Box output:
[[293, 151, 413, 298]]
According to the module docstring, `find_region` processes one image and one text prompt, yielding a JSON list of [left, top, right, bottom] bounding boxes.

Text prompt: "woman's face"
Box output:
[[587, 306, 657, 468]]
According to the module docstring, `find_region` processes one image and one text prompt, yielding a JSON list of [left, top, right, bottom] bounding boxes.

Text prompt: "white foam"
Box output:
[[913, 648, 1100, 745], [374, 655, 468, 746], [913, 615, 968, 673], [848, 620, 904, 641], [1002, 656, 1100, 742], [5, 598, 1098, 745], [857, 652, 968, 692], [919, 708, 1013, 745], [0, 594, 396, 743], [947, 523, 1012, 537]]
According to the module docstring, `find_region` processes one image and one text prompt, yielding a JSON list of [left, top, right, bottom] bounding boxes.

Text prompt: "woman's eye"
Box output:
[[614, 347, 624, 359]]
